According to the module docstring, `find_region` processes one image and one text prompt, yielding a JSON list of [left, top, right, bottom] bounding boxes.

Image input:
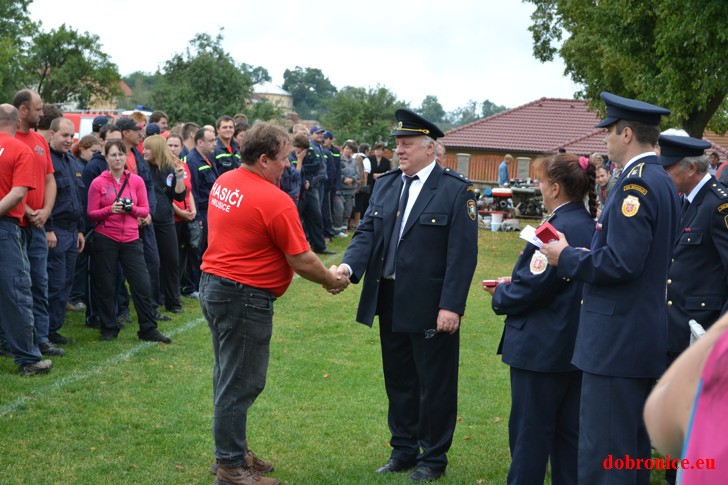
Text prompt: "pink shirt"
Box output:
[[87, 170, 149, 243], [681, 329, 728, 484]]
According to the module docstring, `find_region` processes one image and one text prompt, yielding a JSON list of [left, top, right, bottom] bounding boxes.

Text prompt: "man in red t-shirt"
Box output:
[[199, 123, 349, 485], [0, 103, 53, 375], [12, 89, 67, 352]]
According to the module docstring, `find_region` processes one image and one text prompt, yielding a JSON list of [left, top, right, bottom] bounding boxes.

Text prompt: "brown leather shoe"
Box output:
[[210, 450, 274, 475], [214, 464, 279, 485]]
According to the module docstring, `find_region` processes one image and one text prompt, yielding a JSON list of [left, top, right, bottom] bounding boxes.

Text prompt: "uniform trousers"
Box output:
[[21, 225, 50, 344], [377, 279, 459, 472], [153, 221, 181, 311], [507, 367, 580, 485], [298, 185, 325, 252], [579, 372, 654, 485], [47, 226, 79, 335], [0, 219, 42, 366]]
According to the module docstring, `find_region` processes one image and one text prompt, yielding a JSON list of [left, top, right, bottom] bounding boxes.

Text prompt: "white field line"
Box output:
[[0, 317, 206, 418]]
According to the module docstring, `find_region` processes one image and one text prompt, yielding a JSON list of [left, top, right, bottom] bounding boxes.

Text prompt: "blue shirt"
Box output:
[[498, 160, 509, 186]]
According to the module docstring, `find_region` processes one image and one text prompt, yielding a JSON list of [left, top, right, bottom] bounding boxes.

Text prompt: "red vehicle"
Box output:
[[64, 111, 118, 141]]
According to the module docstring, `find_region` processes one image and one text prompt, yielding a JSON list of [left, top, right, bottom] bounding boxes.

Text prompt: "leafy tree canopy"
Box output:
[[526, 0, 728, 136], [416, 95, 447, 123], [153, 32, 253, 126], [321, 85, 406, 145], [0, 0, 37, 100], [26, 24, 121, 108], [282, 67, 337, 120]]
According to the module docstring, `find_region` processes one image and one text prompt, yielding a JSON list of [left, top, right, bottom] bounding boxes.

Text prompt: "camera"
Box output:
[[119, 197, 133, 213]]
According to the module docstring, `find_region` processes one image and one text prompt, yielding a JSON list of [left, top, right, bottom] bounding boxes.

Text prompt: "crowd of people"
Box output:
[[2, 87, 727, 484]]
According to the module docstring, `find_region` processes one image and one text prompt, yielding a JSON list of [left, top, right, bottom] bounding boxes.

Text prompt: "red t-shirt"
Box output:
[[125, 151, 138, 174], [0, 133, 36, 220], [172, 161, 193, 222], [15, 130, 53, 222], [201, 167, 310, 297]]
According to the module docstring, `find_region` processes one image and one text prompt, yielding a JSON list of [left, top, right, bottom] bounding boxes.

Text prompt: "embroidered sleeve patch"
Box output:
[[530, 250, 548, 275], [467, 199, 477, 220], [622, 195, 640, 217], [717, 202, 728, 213], [623, 184, 648, 196]]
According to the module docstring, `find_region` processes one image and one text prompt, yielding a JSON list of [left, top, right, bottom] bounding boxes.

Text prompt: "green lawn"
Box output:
[[0, 231, 665, 484]]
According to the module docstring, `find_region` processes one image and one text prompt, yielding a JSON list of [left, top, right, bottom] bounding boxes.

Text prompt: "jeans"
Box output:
[[0, 219, 42, 366], [22, 225, 50, 344], [47, 226, 79, 335], [199, 272, 276, 466]]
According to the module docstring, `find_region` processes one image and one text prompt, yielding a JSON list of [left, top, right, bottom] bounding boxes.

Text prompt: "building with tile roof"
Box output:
[[440, 98, 606, 183]]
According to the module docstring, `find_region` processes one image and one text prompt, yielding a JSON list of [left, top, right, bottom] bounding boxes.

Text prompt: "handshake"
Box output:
[[323, 265, 352, 295]]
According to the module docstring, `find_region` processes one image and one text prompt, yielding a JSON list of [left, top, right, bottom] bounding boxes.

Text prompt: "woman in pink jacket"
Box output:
[[87, 140, 171, 343]]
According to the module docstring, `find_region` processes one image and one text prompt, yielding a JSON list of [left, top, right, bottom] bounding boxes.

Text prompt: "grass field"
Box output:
[[0, 230, 665, 484]]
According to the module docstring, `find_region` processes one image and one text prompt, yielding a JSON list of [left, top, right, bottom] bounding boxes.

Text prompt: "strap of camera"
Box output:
[[115, 171, 131, 200]]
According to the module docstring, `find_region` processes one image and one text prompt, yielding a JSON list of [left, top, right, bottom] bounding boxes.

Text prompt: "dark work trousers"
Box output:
[[298, 185, 325, 252], [154, 222, 181, 311], [175, 220, 200, 295], [139, 223, 161, 311], [507, 367, 580, 485], [69, 243, 88, 303], [91, 233, 158, 339], [377, 279, 459, 473], [47, 226, 79, 336], [579, 372, 654, 485], [320, 184, 335, 237]]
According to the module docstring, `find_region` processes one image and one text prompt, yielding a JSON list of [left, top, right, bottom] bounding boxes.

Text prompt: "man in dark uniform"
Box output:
[[46, 117, 85, 355], [541, 92, 680, 485], [661, 134, 728, 357], [337, 109, 478, 482]]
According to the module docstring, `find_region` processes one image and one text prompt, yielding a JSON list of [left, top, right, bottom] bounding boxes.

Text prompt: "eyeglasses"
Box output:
[[107, 153, 126, 159]]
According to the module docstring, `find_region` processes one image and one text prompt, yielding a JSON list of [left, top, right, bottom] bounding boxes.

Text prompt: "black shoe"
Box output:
[[48, 332, 76, 345], [85, 317, 101, 329], [116, 312, 132, 324], [408, 466, 444, 482], [314, 248, 337, 255], [167, 307, 182, 314], [39, 342, 65, 357], [154, 312, 172, 321], [376, 459, 416, 474], [139, 329, 172, 344], [99, 333, 118, 341]]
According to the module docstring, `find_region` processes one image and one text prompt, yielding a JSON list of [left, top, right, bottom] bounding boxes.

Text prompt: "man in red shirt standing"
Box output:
[[12, 90, 64, 352], [199, 123, 349, 485], [0, 103, 53, 375]]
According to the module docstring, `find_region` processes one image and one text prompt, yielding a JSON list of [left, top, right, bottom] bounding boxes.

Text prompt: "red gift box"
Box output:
[[535, 221, 558, 243]]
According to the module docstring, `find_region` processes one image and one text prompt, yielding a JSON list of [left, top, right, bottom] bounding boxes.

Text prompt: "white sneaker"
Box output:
[[336, 231, 349, 238]]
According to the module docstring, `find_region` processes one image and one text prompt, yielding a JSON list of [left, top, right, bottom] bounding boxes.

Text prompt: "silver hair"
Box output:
[[422, 135, 435, 148], [677, 155, 709, 174]]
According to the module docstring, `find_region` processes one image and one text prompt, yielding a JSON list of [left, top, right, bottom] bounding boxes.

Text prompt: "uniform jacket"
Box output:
[[343, 163, 478, 332], [213, 139, 240, 175], [667, 177, 728, 353], [47, 148, 84, 232], [493, 201, 595, 372], [130, 146, 157, 215], [558, 155, 680, 378], [186, 148, 218, 212]]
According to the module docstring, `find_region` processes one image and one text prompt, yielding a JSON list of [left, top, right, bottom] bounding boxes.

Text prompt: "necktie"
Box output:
[[681, 196, 690, 213], [383, 175, 418, 278]]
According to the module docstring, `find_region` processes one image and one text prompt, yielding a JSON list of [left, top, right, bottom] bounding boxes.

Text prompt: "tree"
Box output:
[[25, 24, 121, 108], [242, 64, 271, 85], [245, 97, 285, 123], [282, 67, 337, 120], [525, 0, 728, 137], [0, 0, 37, 100], [123, 71, 162, 108], [481, 99, 508, 118], [448, 101, 482, 127], [321, 85, 406, 144], [153, 32, 253, 126], [417, 95, 446, 123]]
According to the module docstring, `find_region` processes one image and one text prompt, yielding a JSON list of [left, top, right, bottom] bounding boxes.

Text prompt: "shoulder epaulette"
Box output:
[[626, 162, 645, 178], [443, 167, 472, 184], [709, 181, 728, 201]]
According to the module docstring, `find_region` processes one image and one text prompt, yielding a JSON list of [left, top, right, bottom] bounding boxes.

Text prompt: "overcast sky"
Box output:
[[28, 0, 580, 112]]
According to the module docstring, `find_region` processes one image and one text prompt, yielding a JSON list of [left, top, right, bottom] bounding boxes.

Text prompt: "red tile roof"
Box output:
[[443, 97, 604, 154]]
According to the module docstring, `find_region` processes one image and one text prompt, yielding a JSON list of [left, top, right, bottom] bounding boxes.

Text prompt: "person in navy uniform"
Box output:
[[660, 134, 728, 357], [540, 92, 680, 485], [336, 109, 478, 482], [486, 152, 596, 485]]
